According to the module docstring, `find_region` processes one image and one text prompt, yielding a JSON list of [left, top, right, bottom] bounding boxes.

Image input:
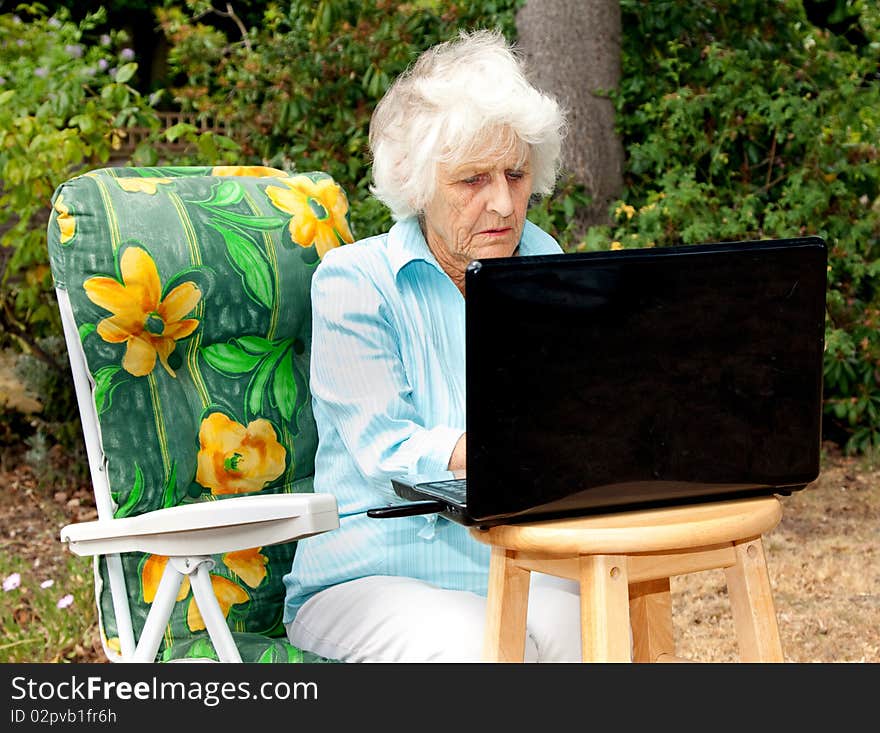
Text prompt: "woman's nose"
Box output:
[[486, 179, 514, 218]]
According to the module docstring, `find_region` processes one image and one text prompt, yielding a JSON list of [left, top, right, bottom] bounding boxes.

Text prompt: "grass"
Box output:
[[0, 552, 98, 663]]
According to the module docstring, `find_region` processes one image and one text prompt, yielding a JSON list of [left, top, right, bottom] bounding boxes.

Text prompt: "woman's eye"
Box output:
[[459, 171, 525, 185]]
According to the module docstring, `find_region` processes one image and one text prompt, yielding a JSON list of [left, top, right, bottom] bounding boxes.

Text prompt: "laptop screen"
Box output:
[[464, 237, 827, 522]]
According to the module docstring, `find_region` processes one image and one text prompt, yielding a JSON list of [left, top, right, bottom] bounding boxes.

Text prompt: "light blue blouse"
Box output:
[[282, 216, 562, 623]]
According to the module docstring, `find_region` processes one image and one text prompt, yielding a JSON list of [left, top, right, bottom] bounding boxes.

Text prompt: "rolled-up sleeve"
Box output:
[[309, 253, 463, 486]]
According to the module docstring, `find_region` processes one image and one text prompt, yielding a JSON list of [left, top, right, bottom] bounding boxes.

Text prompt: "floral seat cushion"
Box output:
[[48, 166, 354, 662]]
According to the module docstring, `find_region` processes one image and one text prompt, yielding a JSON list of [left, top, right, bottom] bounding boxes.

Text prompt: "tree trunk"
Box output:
[[516, 0, 625, 230]]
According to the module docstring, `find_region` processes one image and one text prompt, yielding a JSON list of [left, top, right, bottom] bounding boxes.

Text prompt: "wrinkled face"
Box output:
[[422, 136, 533, 275]]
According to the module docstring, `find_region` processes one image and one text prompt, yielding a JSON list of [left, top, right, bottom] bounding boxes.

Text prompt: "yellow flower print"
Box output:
[[53, 194, 75, 244], [211, 166, 286, 178], [265, 175, 354, 258], [187, 575, 249, 632], [141, 554, 191, 603], [115, 177, 173, 194], [142, 551, 265, 630], [222, 548, 268, 589], [195, 413, 286, 495], [83, 246, 202, 377]]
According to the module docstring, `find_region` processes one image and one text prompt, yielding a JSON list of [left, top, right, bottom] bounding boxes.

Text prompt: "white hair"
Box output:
[[368, 28, 566, 221]]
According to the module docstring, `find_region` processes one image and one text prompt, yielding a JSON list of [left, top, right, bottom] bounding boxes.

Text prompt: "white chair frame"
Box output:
[[56, 288, 339, 663]]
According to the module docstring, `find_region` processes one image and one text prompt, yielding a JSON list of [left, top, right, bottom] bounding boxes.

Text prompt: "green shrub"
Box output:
[[157, 0, 526, 238], [7, 0, 880, 456], [0, 6, 153, 347], [0, 4, 239, 449], [601, 0, 880, 453]]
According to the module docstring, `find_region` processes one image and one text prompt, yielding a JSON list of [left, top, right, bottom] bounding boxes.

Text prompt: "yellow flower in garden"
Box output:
[[211, 166, 286, 178], [187, 575, 249, 632], [83, 246, 201, 377], [223, 548, 268, 589], [26, 264, 50, 287], [614, 203, 636, 220], [141, 554, 191, 603], [195, 413, 286, 495], [265, 175, 354, 257], [116, 177, 173, 194], [610, 241, 623, 251], [53, 194, 75, 244]]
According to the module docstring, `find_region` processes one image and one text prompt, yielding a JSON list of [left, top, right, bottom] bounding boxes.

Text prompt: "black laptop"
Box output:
[[368, 236, 827, 528]]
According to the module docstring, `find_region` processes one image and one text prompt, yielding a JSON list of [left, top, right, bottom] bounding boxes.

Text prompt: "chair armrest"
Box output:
[[60, 493, 339, 557]]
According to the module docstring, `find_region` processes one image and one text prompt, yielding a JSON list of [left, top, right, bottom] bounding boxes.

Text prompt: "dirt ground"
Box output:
[[673, 442, 879, 662], [0, 440, 877, 663]]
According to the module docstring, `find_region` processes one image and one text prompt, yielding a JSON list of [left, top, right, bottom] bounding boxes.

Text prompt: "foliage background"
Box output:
[[1, 0, 880, 457], [606, 0, 880, 454]]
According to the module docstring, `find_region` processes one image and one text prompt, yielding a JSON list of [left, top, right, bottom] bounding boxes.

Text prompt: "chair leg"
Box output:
[[132, 561, 185, 663], [190, 562, 243, 663], [579, 554, 631, 662], [629, 578, 675, 662], [725, 537, 784, 662], [483, 546, 531, 662], [106, 554, 137, 659]]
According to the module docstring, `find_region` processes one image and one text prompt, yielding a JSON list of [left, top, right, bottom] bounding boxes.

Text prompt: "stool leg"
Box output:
[[579, 554, 631, 662], [725, 537, 784, 662], [629, 578, 675, 662], [483, 546, 531, 662]]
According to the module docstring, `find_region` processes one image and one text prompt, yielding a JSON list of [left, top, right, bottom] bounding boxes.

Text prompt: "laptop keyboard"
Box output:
[[415, 478, 467, 504]]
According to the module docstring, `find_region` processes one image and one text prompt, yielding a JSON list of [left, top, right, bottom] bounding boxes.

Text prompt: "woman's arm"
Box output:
[[310, 251, 463, 483], [447, 432, 466, 471]]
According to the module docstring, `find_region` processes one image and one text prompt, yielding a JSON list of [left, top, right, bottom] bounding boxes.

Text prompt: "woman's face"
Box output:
[[422, 143, 533, 276]]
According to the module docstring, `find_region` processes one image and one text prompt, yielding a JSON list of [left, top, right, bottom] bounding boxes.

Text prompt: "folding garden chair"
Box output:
[[47, 165, 354, 662]]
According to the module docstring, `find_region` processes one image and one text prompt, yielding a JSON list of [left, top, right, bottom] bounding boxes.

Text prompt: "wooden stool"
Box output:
[[470, 496, 785, 662]]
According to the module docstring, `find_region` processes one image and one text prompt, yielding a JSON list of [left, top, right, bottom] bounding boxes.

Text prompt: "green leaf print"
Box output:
[[237, 335, 275, 355], [205, 179, 244, 208], [202, 342, 265, 375], [257, 644, 303, 663], [210, 209, 286, 231], [183, 638, 219, 661], [246, 349, 284, 418], [112, 463, 144, 518], [161, 461, 180, 509], [258, 646, 283, 663], [247, 359, 274, 417], [93, 365, 123, 414], [211, 224, 274, 309], [272, 348, 298, 424], [201, 336, 301, 425], [151, 166, 212, 176]]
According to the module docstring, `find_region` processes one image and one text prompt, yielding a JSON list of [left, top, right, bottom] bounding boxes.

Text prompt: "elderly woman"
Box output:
[[282, 29, 582, 662]]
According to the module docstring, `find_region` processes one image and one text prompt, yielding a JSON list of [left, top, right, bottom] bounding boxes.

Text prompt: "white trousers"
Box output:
[[286, 573, 584, 662]]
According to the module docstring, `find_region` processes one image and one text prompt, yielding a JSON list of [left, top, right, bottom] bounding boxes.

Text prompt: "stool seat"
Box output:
[[471, 496, 782, 555], [470, 496, 785, 663]]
